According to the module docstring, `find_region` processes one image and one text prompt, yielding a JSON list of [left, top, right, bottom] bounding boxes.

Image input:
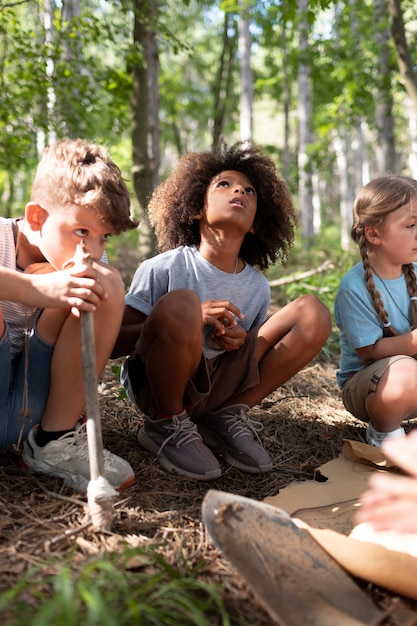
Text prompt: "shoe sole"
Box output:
[[19, 455, 135, 492], [198, 426, 273, 473], [137, 427, 222, 481]]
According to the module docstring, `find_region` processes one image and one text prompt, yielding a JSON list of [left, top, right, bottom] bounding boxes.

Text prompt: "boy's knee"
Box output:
[[297, 295, 332, 341], [99, 265, 125, 305]]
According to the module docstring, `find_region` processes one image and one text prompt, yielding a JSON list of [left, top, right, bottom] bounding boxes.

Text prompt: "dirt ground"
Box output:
[[0, 352, 416, 624]]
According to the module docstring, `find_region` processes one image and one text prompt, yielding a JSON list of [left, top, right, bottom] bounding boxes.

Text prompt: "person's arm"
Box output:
[[356, 330, 417, 362], [111, 304, 147, 359], [0, 263, 107, 312], [355, 431, 417, 532]]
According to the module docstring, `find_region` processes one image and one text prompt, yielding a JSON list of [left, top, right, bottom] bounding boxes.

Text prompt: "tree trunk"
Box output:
[[211, 12, 237, 151], [374, 0, 396, 173], [334, 130, 353, 251], [387, 0, 417, 115], [297, 0, 314, 242], [131, 0, 159, 260], [238, 4, 253, 140], [281, 21, 291, 181]]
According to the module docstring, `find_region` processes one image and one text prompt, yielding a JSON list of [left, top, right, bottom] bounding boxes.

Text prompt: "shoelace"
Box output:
[[57, 423, 116, 467], [223, 411, 264, 444], [158, 415, 202, 453]]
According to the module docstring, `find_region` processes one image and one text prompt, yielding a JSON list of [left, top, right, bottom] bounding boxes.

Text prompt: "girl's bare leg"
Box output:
[[366, 358, 417, 432]]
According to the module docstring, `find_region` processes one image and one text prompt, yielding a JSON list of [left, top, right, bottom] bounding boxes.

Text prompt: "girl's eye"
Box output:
[[217, 180, 229, 187], [103, 233, 112, 241], [246, 187, 255, 195], [75, 228, 89, 237]]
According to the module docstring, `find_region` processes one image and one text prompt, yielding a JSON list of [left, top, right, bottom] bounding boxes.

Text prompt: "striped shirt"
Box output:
[[0, 218, 39, 357]]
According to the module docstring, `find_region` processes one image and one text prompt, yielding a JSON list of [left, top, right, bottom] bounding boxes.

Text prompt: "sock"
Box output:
[[35, 425, 75, 447]]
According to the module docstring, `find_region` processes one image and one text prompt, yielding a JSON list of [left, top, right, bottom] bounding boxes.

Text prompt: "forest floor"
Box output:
[[0, 247, 416, 623], [0, 351, 417, 624]]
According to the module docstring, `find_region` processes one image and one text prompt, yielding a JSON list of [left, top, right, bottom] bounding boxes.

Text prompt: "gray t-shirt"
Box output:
[[125, 245, 270, 359]]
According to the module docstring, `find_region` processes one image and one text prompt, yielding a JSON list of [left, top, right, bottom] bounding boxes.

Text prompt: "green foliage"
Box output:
[[0, 547, 232, 626], [268, 227, 359, 362]]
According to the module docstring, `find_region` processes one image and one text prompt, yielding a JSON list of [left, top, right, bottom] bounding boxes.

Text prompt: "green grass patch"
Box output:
[[0, 547, 232, 626]]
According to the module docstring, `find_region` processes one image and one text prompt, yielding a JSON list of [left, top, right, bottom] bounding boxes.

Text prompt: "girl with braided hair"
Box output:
[[335, 175, 417, 446], [113, 139, 331, 480]]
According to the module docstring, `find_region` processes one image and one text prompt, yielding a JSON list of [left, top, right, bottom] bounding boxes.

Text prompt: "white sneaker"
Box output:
[[21, 423, 135, 492], [366, 422, 405, 448]]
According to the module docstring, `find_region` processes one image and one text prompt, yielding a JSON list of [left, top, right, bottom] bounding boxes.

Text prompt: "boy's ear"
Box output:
[[25, 203, 48, 231], [364, 225, 381, 245]]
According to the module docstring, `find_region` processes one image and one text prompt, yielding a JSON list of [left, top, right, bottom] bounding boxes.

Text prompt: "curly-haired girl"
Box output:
[[335, 174, 417, 446], [113, 139, 331, 480]]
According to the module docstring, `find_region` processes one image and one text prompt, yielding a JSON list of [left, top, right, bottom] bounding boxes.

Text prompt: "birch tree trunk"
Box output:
[[297, 0, 314, 241], [334, 130, 353, 251], [40, 0, 56, 152]]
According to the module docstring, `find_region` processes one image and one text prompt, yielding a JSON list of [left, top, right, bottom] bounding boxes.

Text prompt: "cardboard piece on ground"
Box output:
[[264, 440, 396, 534], [264, 440, 417, 600]]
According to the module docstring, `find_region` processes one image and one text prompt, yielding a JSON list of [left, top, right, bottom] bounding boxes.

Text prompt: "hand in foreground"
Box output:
[[354, 430, 417, 533], [202, 299, 246, 351], [25, 261, 107, 314]]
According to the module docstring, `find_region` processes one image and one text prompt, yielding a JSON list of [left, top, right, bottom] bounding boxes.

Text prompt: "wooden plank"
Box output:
[[202, 490, 384, 626]]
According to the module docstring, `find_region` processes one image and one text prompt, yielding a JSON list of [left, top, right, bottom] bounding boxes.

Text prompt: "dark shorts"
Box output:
[[121, 325, 261, 418]]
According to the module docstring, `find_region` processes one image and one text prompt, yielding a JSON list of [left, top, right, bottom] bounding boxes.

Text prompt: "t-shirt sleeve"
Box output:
[[125, 260, 168, 317], [335, 285, 383, 350]]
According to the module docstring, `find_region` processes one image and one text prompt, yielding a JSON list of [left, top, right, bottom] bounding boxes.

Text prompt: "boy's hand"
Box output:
[[210, 322, 247, 351], [28, 262, 108, 314], [202, 299, 246, 351]]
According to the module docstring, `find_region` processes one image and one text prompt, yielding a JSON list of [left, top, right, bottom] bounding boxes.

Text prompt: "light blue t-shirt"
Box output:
[[335, 261, 414, 388], [125, 245, 270, 359]]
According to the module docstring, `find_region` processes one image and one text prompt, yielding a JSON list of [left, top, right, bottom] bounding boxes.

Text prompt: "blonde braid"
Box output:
[[357, 225, 398, 337], [403, 264, 417, 330]]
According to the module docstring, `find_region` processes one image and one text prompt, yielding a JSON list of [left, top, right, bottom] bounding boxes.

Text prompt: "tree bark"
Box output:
[[131, 0, 158, 260], [238, 3, 253, 140], [387, 0, 417, 115], [297, 0, 314, 241], [374, 0, 396, 172]]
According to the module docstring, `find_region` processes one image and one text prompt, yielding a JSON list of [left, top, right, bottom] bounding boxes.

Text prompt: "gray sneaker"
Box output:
[[137, 410, 222, 480], [197, 404, 272, 473], [21, 423, 135, 492]]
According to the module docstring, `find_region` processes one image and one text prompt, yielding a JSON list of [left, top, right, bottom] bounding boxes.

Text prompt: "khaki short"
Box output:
[[124, 325, 261, 419], [342, 355, 416, 422]]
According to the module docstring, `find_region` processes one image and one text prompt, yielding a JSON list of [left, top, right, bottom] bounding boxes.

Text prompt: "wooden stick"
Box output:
[[74, 241, 117, 531], [269, 259, 334, 287]]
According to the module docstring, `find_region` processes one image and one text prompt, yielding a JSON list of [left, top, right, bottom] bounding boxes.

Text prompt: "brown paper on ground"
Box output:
[[264, 439, 398, 534], [296, 522, 417, 601], [264, 440, 417, 600]]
